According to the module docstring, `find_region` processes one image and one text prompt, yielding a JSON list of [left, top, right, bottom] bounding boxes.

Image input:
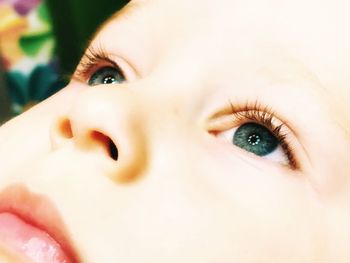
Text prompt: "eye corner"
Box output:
[[72, 66, 90, 84], [278, 138, 300, 170]]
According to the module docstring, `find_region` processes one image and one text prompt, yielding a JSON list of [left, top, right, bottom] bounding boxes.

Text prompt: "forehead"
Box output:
[[92, 0, 350, 125]]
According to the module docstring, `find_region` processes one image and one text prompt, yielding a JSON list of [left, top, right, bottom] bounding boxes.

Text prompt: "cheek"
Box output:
[[191, 143, 328, 260], [0, 85, 84, 183], [1, 104, 329, 263]]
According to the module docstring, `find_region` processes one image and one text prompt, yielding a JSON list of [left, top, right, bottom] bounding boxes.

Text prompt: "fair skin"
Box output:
[[1, 0, 350, 262]]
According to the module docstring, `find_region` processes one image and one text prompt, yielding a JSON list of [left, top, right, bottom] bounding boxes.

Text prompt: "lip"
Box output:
[[0, 183, 80, 263]]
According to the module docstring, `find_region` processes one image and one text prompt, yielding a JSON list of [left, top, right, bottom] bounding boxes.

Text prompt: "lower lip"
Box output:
[[0, 212, 72, 263]]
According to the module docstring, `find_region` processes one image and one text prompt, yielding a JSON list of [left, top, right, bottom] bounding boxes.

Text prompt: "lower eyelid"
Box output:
[[214, 134, 290, 171], [263, 145, 289, 165], [215, 128, 290, 168]]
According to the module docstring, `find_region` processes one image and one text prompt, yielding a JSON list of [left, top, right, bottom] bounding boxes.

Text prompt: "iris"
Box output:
[[233, 122, 278, 156], [88, 66, 125, 86]]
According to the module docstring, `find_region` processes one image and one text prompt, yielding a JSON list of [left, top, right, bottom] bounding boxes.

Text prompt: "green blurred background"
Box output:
[[0, 0, 128, 122], [46, 0, 127, 74]]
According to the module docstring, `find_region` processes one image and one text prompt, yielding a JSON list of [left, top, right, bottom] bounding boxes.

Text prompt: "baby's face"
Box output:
[[1, 0, 350, 262]]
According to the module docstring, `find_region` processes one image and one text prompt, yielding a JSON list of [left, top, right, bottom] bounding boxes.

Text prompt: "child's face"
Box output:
[[1, 0, 350, 262]]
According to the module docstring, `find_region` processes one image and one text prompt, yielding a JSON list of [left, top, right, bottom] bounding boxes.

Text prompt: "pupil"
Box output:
[[247, 134, 260, 145], [103, 76, 116, 84]]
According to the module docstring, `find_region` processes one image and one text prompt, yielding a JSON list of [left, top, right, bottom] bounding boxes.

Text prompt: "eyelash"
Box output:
[[75, 49, 297, 169], [74, 47, 125, 82], [226, 101, 298, 169]]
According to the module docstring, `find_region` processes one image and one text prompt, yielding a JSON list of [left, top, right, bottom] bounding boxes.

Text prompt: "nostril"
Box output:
[[109, 139, 118, 161], [90, 131, 118, 161], [57, 118, 73, 139]]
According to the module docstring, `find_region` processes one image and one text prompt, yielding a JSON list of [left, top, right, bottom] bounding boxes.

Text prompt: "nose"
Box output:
[[50, 86, 147, 183]]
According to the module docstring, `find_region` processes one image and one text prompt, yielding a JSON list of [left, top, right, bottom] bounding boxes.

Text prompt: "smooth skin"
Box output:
[[1, 0, 350, 262]]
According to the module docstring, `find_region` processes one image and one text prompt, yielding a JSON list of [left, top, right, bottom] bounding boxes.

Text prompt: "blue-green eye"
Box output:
[[88, 66, 126, 86], [214, 106, 296, 167], [233, 122, 278, 156]]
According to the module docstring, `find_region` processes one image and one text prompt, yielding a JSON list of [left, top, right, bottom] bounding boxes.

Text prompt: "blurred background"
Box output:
[[0, 0, 128, 122]]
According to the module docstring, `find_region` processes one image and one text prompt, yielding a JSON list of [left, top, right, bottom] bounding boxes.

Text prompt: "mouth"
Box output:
[[0, 184, 80, 263]]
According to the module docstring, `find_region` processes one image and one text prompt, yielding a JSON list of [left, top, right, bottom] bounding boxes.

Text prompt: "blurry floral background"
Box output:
[[0, 0, 126, 121], [0, 0, 64, 115]]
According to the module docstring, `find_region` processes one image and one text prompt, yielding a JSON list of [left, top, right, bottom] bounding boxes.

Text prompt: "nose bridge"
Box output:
[[70, 86, 141, 145]]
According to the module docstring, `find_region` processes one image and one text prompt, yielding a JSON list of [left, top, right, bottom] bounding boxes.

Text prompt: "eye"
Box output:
[[73, 46, 131, 86], [218, 121, 291, 166], [211, 104, 298, 168], [88, 66, 126, 86]]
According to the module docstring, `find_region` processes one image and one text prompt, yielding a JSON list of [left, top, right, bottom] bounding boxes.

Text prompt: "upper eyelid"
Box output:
[[206, 101, 300, 169], [73, 45, 141, 83], [207, 107, 286, 139], [74, 49, 123, 80], [207, 101, 283, 129], [207, 101, 299, 140]]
